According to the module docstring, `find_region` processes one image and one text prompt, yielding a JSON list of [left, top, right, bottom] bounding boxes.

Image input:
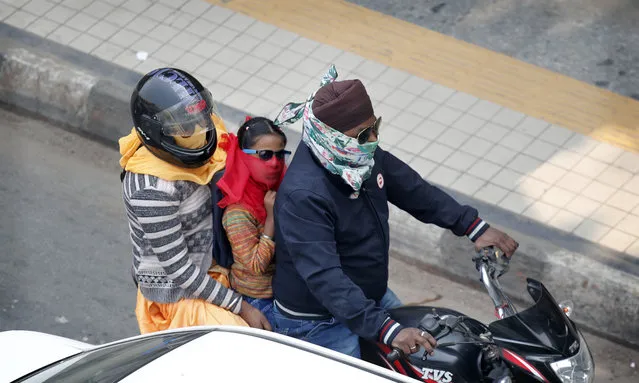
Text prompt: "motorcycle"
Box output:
[[360, 246, 595, 383]]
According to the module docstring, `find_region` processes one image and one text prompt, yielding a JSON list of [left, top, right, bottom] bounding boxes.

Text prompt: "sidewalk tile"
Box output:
[[516, 177, 551, 199], [617, 214, 639, 235], [48, 24, 80, 44], [25, 17, 58, 37], [523, 139, 558, 161], [354, 60, 387, 79], [590, 205, 628, 227], [262, 84, 294, 104], [452, 114, 486, 135], [492, 168, 524, 190], [367, 81, 395, 102], [597, 165, 633, 188], [563, 134, 599, 155], [23, 0, 56, 16], [202, 5, 233, 24], [555, 172, 593, 193], [145, 3, 173, 22], [125, 16, 158, 35], [102, 0, 124, 6], [171, 30, 203, 51], [573, 157, 608, 178], [422, 84, 455, 104], [87, 20, 119, 39], [272, 50, 304, 69], [476, 122, 510, 143], [420, 142, 454, 163], [0, 5, 16, 21], [515, 116, 550, 137], [223, 11, 255, 32], [266, 28, 299, 47], [287, 37, 319, 56], [104, 7, 136, 27], [530, 162, 567, 184], [159, 0, 188, 8], [246, 98, 280, 118], [153, 44, 185, 64], [131, 36, 164, 56], [396, 135, 430, 155], [194, 61, 229, 83], [468, 159, 502, 180], [135, 57, 166, 74], [485, 145, 518, 166], [244, 20, 277, 39], [474, 183, 509, 204], [468, 100, 501, 120], [614, 151, 639, 174], [121, 0, 151, 13], [255, 63, 287, 83], [330, 51, 364, 71], [428, 166, 461, 187], [501, 130, 533, 152], [507, 154, 542, 174], [377, 67, 411, 87], [389, 148, 414, 164], [147, 24, 178, 44], [5, 10, 37, 28], [523, 201, 559, 223], [62, 0, 91, 11], [207, 81, 234, 100], [109, 29, 142, 48], [181, 0, 210, 17], [381, 126, 408, 147], [251, 42, 282, 61], [492, 108, 525, 128], [173, 52, 206, 72], [451, 173, 485, 195], [235, 55, 267, 75], [279, 72, 312, 92], [607, 190, 639, 211], [218, 68, 250, 88], [547, 149, 582, 170], [566, 195, 601, 217], [541, 186, 577, 208], [460, 136, 492, 157], [548, 210, 584, 232], [407, 97, 438, 118], [2, 0, 27, 6], [311, 44, 342, 63], [213, 46, 244, 67], [574, 219, 611, 242], [113, 50, 142, 70], [539, 125, 574, 146], [625, 239, 639, 257], [385, 89, 417, 109], [375, 103, 401, 121], [295, 57, 327, 78], [501, 192, 535, 214], [588, 142, 625, 164], [429, 106, 463, 126], [399, 75, 432, 96], [445, 92, 478, 112], [68, 33, 101, 53], [409, 157, 437, 178], [622, 176, 639, 195], [599, 229, 636, 252], [436, 128, 469, 149], [224, 89, 256, 110], [444, 151, 478, 172], [581, 181, 617, 203], [410, 119, 443, 140]]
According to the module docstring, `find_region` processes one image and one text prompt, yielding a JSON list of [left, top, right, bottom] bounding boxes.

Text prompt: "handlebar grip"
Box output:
[[386, 348, 404, 362]]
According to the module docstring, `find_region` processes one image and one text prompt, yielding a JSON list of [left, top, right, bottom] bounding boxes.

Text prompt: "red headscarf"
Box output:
[[216, 132, 286, 224]]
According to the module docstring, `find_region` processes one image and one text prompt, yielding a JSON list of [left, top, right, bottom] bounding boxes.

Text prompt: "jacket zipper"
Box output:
[[361, 186, 388, 250]]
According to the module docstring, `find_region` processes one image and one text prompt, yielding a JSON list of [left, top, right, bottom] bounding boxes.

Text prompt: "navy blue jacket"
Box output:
[[272, 143, 488, 344]]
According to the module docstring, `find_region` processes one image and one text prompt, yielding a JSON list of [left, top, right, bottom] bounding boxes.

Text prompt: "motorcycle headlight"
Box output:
[[550, 332, 594, 383]]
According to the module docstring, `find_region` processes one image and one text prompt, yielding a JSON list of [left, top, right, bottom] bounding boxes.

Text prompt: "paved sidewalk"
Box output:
[[2, 0, 638, 257]]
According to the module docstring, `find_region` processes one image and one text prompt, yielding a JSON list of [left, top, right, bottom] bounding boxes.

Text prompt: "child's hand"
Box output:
[[264, 191, 276, 218]]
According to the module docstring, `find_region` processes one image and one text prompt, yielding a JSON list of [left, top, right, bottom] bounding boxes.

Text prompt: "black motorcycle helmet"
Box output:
[[130, 67, 218, 168]]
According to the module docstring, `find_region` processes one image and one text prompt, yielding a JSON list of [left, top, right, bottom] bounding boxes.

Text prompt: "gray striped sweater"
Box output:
[[122, 171, 242, 314]]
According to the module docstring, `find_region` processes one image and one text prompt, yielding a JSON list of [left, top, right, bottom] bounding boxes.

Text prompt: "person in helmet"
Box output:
[[119, 67, 271, 334]]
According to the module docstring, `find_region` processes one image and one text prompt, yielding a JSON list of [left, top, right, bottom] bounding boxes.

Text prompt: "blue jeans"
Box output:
[[244, 297, 275, 326], [272, 289, 402, 358]]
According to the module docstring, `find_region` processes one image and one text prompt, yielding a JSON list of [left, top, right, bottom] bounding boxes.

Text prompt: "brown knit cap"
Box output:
[[312, 79, 374, 133]]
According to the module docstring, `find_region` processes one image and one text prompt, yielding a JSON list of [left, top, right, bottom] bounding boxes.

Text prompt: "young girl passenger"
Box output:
[[216, 116, 290, 323]]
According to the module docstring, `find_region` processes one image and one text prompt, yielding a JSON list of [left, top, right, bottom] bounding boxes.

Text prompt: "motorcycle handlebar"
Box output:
[[386, 348, 403, 362]]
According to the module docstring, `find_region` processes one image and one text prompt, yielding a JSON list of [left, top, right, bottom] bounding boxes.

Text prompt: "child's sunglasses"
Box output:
[[242, 149, 292, 161], [356, 116, 382, 145]]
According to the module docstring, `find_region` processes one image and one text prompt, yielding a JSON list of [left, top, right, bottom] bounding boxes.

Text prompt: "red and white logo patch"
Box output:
[[377, 173, 384, 189]]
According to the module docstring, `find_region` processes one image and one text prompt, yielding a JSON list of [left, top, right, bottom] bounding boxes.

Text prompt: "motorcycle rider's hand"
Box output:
[[239, 300, 272, 331], [392, 327, 437, 355], [474, 227, 518, 258]]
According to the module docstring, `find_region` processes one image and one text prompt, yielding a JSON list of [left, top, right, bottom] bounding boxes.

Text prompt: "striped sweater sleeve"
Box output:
[[129, 188, 242, 314], [222, 205, 275, 275]]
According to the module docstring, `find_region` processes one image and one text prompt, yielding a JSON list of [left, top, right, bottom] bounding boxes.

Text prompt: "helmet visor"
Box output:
[[155, 89, 219, 137]]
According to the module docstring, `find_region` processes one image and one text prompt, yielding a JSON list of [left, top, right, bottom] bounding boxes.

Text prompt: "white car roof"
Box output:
[[122, 326, 414, 382]]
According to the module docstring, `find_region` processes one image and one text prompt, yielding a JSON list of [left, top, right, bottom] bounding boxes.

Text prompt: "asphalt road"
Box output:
[[0, 107, 636, 380], [348, 0, 639, 100]]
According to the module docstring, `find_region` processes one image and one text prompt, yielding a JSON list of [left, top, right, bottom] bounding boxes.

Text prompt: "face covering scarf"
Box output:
[[273, 65, 378, 193]]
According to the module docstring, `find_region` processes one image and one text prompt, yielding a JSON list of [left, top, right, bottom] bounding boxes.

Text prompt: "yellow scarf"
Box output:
[[119, 114, 228, 185]]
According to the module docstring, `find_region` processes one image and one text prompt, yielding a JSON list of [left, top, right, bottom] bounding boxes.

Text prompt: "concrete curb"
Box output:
[[1, 23, 637, 347]]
